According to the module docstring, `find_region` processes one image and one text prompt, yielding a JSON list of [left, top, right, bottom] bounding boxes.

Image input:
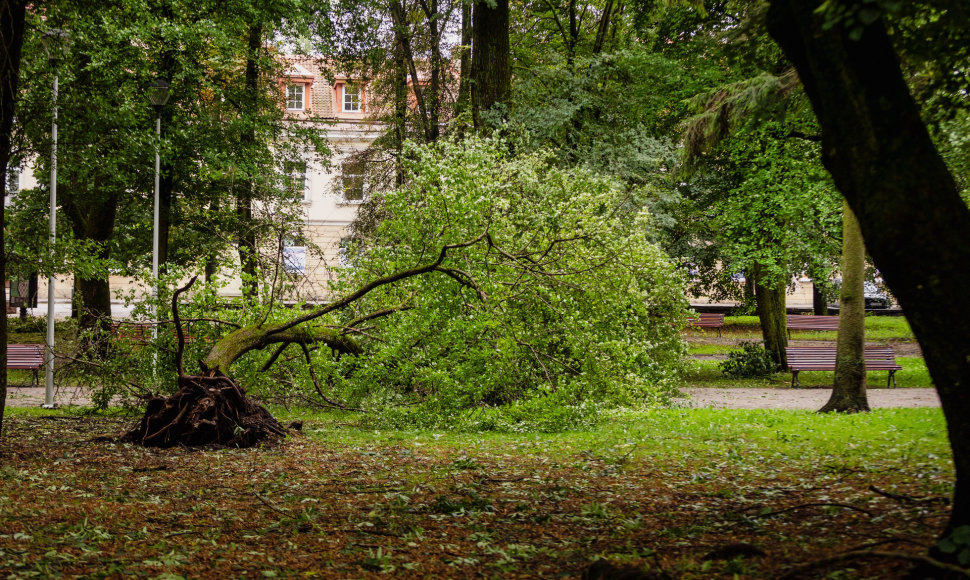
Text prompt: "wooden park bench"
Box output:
[[786, 314, 840, 339], [6, 344, 46, 387], [687, 313, 726, 337], [785, 346, 902, 388]]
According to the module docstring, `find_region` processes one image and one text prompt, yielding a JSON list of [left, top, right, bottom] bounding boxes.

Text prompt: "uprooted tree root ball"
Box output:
[[121, 371, 287, 448]]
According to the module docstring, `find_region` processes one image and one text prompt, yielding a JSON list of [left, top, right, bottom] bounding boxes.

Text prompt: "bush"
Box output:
[[720, 342, 777, 378]]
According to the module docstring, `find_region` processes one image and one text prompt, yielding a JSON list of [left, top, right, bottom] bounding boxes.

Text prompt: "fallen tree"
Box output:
[[122, 139, 690, 443], [122, 234, 491, 448]]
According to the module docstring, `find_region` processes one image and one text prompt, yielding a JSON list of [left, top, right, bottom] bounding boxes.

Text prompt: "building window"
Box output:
[[343, 83, 361, 112], [283, 160, 307, 200], [341, 160, 365, 202], [286, 83, 304, 110], [283, 239, 306, 274]]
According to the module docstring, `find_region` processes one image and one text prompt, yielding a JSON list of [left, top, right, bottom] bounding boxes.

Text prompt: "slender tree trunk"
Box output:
[[425, 0, 441, 141], [820, 201, 868, 412], [812, 283, 829, 315], [456, 1, 472, 118], [0, 0, 27, 436], [391, 4, 410, 182], [768, 0, 970, 556], [471, 0, 510, 128], [753, 263, 788, 368], [237, 24, 262, 299]]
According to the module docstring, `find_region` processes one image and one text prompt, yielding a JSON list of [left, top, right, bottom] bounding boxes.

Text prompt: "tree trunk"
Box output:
[[392, 21, 407, 185], [237, 24, 262, 299], [753, 263, 787, 368], [812, 283, 829, 315], [0, 0, 27, 437], [768, 0, 970, 556], [471, 0, 510, 128], [456, 0, 472, 118], [63, 191, 118, 354], [820, 201, 868, 412]]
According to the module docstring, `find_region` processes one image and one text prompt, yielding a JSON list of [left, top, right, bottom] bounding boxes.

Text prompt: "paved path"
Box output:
[[676, 387, 940, 410], [6, 385, 942, 411]]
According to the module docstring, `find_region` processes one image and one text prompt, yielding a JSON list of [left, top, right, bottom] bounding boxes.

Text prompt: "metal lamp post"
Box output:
[[40, 29, 70, 409], [148, 79, 170, 349]]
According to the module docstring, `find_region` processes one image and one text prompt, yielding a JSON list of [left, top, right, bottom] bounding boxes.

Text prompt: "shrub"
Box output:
[[720, 342, 777, 378]]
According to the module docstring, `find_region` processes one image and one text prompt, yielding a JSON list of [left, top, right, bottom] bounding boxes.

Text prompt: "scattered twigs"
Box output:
[[870, 484, 950, 505], [779, 550, 970, 580], [744, 502, 875, 520]]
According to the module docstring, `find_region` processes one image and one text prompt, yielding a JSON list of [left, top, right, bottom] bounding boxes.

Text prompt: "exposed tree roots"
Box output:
[[121, 371, 287, 448]]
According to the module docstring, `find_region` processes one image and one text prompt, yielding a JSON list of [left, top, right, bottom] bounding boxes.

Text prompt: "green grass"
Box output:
[[684, 314, 916, 342], [271, 405, 951, 475]]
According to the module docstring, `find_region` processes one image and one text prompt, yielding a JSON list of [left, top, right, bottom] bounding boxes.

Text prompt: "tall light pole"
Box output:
[[148, 79, 170, 348], [41, 29, 70, 409]]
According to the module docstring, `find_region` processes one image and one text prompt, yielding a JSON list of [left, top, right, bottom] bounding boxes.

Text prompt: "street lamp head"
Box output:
[[149, 79, 171, 112], [41, 29, 71, 64]]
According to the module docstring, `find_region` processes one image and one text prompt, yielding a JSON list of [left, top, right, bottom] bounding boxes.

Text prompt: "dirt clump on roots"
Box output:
[[121, 371, 287, 448]]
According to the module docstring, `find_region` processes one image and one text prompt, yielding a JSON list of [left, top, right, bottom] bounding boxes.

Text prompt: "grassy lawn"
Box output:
[[684, 314, 915, 343], [0, 406, 952, 579]]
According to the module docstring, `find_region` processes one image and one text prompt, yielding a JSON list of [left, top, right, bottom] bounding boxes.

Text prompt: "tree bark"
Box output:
[[0, 0, 27, 436], [812, 283, 829, 315], [237, 23, 262, 300], [820, 201, 868, 413], [753, 263, 787, 368], [471, 0, 511, 128], [456, 0, 472, 118], [63, 191, 118, 351], [768, 0, 970, 553]]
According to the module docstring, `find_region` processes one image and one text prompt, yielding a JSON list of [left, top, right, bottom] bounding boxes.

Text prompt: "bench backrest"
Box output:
[[787, 315, 840, 330], [785, 346, 900, 369], [6, 344, 45, 367], [688, 313, 725, 326]]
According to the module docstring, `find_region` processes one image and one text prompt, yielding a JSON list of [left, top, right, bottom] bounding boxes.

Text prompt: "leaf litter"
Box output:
[[0, 415, 952, 578]]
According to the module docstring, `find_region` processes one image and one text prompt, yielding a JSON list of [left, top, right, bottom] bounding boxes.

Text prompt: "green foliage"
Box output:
[[719, 341, 777, 378], [296, 137, 690, 431]]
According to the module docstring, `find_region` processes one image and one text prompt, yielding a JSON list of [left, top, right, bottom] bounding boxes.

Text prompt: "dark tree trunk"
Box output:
[[753, 263, 787, 368], [768, 0, 970, 555], [159, 172, 173, 270], [471, 0, 510, 128], [390, 1, 414, 162], [63, 191, 118, 354], [237, 24, 262, 299], [456, 0, 472, 118], [0, 0, 27, 436], [812, 283, 828, 315], [820, 202, 868, 413]]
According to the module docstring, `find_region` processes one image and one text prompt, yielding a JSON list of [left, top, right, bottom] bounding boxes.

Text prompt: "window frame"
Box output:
[[282, 237, 307, 275], [282, 160, 308, 201], [341, 160, 366, 203], [342, 83, 362, 113], [285, 83, 305, 111]]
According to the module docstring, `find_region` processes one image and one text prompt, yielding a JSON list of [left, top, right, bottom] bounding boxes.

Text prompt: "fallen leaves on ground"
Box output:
[[0, 416, 951, 578]]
